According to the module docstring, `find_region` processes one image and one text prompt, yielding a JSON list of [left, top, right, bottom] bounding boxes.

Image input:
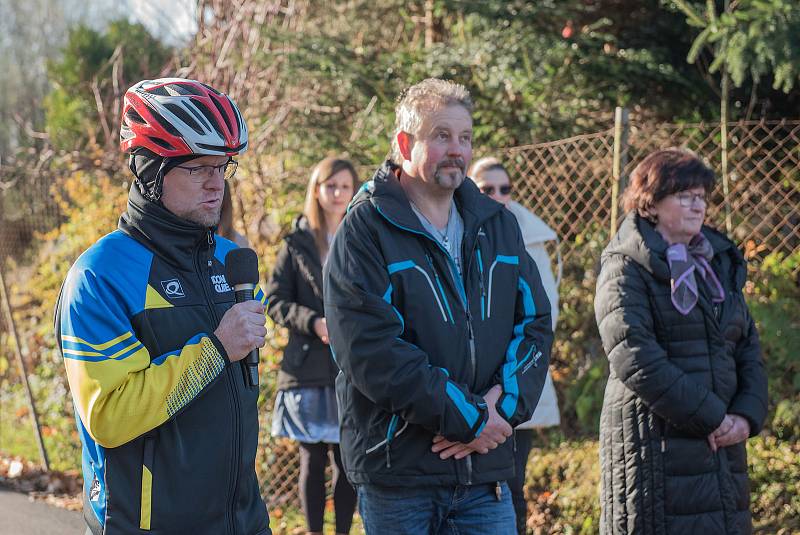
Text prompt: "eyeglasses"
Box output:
[[674, 191, 708, 207], [174, 158, 238, 182], [479, 185, 512, 196]]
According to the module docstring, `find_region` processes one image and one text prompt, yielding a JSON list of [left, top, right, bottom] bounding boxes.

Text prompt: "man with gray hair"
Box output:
[[323, 78, 553, 533]]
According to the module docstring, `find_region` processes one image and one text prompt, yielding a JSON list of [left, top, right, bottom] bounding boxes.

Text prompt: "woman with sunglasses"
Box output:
[[266, 157, 360, 535], [595, 148, 767, 534], [469, 157, 561, 535]]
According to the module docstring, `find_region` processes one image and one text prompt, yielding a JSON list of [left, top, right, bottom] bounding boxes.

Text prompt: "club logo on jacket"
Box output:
[[211, 274, 232, 293], [161, 278, 185, 298], [90, 474, 101, 502]]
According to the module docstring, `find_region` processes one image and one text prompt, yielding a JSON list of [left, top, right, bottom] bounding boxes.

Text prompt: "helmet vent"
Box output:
[[149, 109, 182, 137], [164, 103, 205, 135], [125, 108, 146, 124], [193, 101, 222, 134], [198, 142, 246, 153], [200, 82, 222, 95], [184, 101, 213, 130], [146, 85, 171, 97], [177, 83, 204, 96], [210, 96, 235, 137], [148, 136, 176, 151]]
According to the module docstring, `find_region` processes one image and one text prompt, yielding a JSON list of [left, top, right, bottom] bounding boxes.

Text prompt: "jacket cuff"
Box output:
[[689, 390, 727, 436], [208, 332, 231, 365], [306, 313, 322, 336], [729, 393, 767, 436], [441, 384, 489, 443], [495, 393, 514, 423], [471, 405, 490, 440]]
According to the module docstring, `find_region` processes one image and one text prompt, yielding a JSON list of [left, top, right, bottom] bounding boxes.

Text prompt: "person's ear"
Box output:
[[641, 205, 658, 224], [397, 131, 414, 161]]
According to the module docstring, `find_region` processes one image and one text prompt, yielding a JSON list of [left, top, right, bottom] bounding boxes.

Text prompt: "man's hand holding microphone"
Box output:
[[214, 248, 266, 387]]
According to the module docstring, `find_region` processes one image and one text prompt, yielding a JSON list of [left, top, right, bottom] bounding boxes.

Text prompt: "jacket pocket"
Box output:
[[485, 254, 519, 320], [365, 413, 409, 468], [139, 435, 156, 531], [282, 335, 313, 370]]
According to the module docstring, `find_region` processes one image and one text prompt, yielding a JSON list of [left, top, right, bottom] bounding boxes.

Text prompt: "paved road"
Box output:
[[0, 488, 84, 535]]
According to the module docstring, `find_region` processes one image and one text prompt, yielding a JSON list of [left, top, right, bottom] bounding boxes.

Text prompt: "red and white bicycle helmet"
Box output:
[[120, 78, 248, 157]]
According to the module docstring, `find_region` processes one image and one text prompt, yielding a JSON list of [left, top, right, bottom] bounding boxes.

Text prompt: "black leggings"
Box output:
[[298, 442, 356, 533]]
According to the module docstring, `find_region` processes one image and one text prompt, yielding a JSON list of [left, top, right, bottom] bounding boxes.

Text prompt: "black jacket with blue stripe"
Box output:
[[54, 185, 270, 535], [323, 161, 554, 487]]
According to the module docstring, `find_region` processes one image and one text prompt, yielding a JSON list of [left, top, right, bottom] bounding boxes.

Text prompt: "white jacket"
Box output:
[[506, 201, 561, 428]]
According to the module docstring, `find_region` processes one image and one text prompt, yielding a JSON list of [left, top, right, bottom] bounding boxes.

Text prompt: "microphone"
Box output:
[[224, 248, 261, 388]]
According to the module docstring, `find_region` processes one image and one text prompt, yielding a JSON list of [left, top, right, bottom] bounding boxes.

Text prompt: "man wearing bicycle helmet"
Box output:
[[55, 78, 271, 535]]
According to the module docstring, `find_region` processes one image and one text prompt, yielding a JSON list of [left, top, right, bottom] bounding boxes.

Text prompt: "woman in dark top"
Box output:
[[595, 148, 768, 534], [266, 157, 359, 535]]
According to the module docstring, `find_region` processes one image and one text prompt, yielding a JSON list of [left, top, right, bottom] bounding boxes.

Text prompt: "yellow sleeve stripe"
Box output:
[[63, 349, 104, 357], [107, 340, 145, 360], [62, 332, 133, 351], [140, 465, 152, 530], [63, 340, 144, 363]]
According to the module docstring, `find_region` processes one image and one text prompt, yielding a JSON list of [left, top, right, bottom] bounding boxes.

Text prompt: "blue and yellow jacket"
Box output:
[[55, 185, 270, 535], [323, 161, 554, 487]]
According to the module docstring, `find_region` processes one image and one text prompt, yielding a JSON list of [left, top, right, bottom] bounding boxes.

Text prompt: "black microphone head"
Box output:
[[225, 248, 260, 286]]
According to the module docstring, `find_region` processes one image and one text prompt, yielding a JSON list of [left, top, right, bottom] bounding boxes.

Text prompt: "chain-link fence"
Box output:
[[500, 118, 800, 271], [2, 117, 799, 510]]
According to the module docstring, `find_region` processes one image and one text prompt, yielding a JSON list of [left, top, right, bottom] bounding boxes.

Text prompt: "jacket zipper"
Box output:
[[198, 230, 240, 535], [476, 247, 486, 320], [463, 231, 481, 487], [375, 206, 484, 486], [424, 253, 454, 323]]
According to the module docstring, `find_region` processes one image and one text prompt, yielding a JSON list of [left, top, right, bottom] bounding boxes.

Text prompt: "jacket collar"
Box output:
[[118, 184, 213, 268], [355, 160, 504, 240], [605, 211, 746, 287]]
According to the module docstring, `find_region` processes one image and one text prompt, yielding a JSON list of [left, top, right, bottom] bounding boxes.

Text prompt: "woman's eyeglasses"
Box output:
[[479, 185, 512, 196], [174, 158, 238, 182], [674, 191, 707, 207]]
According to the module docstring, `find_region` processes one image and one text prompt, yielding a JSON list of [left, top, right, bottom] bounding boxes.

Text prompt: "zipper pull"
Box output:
[[661, 438, 666, 453], [495, 481, 502, 501], [206, 231, 215, 267]]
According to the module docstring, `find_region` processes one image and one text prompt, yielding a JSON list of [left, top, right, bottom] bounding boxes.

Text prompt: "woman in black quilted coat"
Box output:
[[595, 148, 768, 534]]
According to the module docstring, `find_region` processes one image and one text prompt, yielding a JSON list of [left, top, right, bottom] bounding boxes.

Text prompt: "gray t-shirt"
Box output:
[[410, 199, 464, 276]]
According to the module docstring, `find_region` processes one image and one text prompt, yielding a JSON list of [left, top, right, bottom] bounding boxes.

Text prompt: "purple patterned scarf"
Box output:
[[665, 234, 725, 315]]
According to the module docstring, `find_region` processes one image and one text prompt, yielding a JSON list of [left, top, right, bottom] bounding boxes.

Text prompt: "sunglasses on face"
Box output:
[[479, 184, 512, 196], [174, 158, 238, 182]]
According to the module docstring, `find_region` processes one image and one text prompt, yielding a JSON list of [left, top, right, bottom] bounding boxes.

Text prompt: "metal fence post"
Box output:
[[720, 76, 733, 234], [610, 107, 629, 236], [0, 259, 50, 471]]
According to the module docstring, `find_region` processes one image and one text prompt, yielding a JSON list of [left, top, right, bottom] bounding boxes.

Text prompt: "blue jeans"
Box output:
[[357, 482, 516, 535]]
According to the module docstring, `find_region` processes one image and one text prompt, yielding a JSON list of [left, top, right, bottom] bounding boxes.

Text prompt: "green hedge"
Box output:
[[523, 436, 800, 534]]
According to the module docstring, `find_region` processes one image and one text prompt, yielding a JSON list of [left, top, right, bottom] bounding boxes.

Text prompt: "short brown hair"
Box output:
[[391, 78, 473, 162], [622, 148, 715, 219]]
